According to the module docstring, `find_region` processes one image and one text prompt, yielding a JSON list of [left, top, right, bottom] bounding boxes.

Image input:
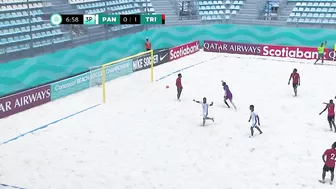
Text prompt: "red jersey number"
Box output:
[[324, 149, 336, 168]]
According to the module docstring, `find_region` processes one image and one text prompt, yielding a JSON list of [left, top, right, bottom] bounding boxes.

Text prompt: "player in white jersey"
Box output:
[[248, 105, 263, 137], [193, 97, 214, 126]]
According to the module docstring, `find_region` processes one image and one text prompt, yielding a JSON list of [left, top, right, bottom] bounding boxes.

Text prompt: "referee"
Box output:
[[314, 40, 327, 65]]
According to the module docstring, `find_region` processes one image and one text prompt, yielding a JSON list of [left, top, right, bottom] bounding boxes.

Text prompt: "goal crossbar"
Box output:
[[102, 50, 154, 103]]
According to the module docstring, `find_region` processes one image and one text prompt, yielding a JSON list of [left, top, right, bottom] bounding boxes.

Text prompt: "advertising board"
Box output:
[[132, 49, 170, 72], [203, 40, 336, 61], [261, 45, 325, 60], [51, 60, 133, 100], [203, 40, 262, 55], [0, 85, 51, 119], [169, 41, 200, 61]]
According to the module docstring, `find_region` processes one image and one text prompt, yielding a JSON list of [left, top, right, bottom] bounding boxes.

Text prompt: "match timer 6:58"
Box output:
[[61, 15, 84, 24], [51, 14, 84, 25]]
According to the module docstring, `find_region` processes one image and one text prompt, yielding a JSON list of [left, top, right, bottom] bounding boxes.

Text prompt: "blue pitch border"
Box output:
[[0, 104, 101, 146], [0, 104, 101, 189], [0, 183, 27, 189], [155, 56, 220, 82]]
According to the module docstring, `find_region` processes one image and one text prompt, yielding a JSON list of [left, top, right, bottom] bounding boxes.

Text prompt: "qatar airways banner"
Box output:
[[169, 41, 200, 61], [203, 40, 335, 61], [0, 85, 51, 119], [203, 40, 262, 55], [261, 45, 334, 60]]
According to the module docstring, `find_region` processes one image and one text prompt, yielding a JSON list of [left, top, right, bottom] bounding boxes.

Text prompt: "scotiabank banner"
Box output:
[[0, 85, 51, 119], [261, 45, 336, 60], [169, 41, 200, 61], [203, 40, 262, 55]]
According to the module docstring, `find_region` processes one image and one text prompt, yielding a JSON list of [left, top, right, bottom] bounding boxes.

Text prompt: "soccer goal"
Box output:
[[95, 50, 154, 103]]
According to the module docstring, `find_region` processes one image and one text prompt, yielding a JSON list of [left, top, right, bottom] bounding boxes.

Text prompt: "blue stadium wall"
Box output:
[[1, 24, 336, 97]]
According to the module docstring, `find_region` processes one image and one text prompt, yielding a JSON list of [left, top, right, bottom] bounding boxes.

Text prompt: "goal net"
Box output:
[[89, 50, 154, 103]]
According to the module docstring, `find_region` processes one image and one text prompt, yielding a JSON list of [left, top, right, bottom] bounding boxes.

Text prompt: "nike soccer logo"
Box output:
[[160, 53, 168, 61]]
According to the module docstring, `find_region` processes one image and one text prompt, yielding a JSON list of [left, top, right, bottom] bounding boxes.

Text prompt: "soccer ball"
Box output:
[[166, 85, 169, 89]]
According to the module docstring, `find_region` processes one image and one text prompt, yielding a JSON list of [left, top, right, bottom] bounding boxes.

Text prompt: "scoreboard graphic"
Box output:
[[50, 13, 165, 25]]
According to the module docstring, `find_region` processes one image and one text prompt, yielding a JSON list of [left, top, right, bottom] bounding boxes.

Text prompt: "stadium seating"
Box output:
[[0, 0, 71, 54], [69, 0, 155, 17], [68, 0, 155, 31], [286, 0, 336, 25], [197, 0, 244, 21]]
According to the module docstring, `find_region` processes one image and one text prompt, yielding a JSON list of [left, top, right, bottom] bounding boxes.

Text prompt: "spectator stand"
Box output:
[[68, 0, 153, 35], [197, 0, 244, 23], [0, 0, 72, 61], [286, 0, 336, 28]]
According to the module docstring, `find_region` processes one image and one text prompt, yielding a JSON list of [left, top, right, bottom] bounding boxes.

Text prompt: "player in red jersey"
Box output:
[[320, 99, 336, 132], [288, 68, 300, 96], [319, 142, 336, 184], [176, 73, 183, 101]]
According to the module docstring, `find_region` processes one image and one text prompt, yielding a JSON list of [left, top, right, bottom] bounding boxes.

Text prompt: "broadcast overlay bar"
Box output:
[[53, 14, 165, 25]]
